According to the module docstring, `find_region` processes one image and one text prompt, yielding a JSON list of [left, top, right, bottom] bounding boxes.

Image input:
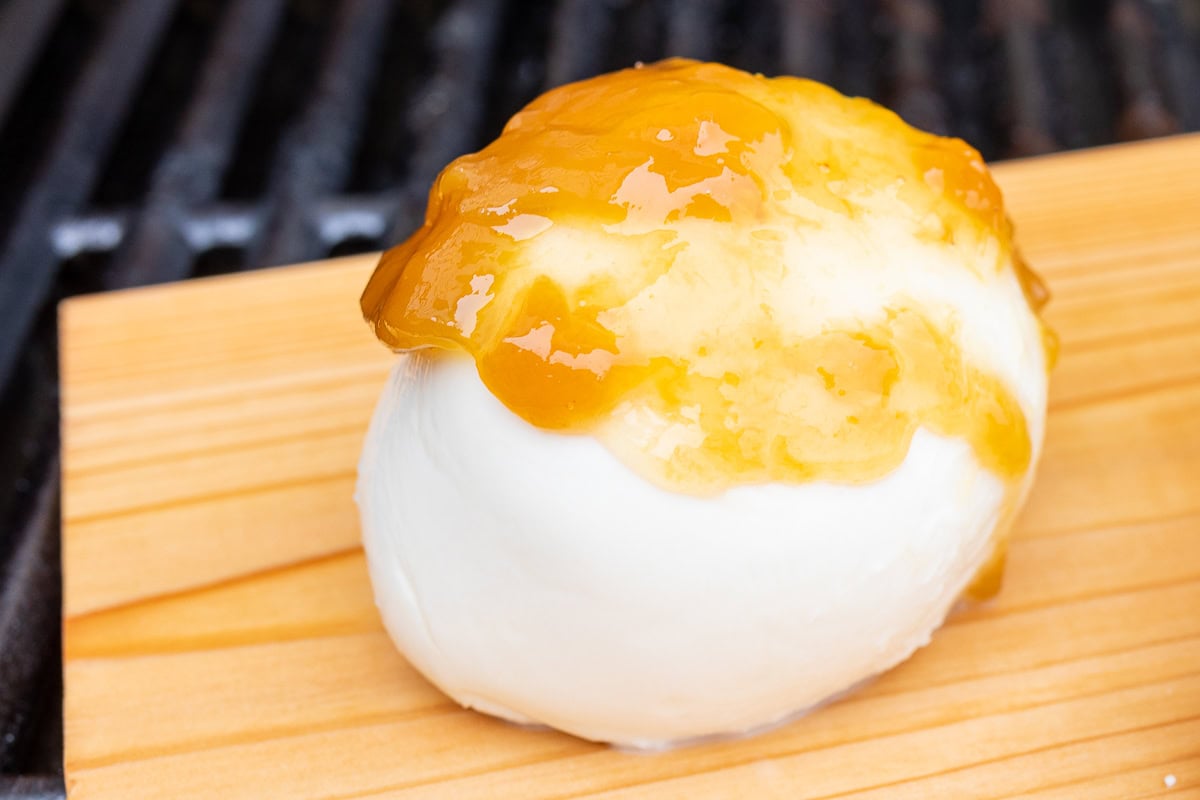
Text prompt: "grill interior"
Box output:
[[1, 0, 1198, 796]]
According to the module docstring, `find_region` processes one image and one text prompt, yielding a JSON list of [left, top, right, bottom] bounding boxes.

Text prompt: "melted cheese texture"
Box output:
[[362, 59, 1051, 494]]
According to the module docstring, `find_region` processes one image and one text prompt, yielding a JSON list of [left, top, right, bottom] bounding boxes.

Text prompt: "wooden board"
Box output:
[[61, 134, 1200, 799]]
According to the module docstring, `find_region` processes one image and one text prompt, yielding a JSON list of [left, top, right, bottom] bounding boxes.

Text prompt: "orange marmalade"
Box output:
[[362, 59, 1050, 495]]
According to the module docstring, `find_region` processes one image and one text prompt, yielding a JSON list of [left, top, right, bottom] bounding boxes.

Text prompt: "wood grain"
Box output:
[[61, 135, 1200, 799]]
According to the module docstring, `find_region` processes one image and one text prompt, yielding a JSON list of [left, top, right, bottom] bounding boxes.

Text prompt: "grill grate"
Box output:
[[1, 0, 1198, 795]]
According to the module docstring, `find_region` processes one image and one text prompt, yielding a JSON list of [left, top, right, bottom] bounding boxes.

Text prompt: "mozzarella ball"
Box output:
[[356, 59, 1051, 747]]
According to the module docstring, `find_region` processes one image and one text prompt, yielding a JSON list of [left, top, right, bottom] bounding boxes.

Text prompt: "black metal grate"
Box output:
[[0, 0, 1197, 795]]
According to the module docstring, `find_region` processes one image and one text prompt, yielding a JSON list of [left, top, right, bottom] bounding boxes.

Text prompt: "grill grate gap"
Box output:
[[663, 0, 723, 62], [481, 0, 555, 143], [939, 0, 995, 156], [606, 0, 666, 72], [0, 299, 59, 778], [218, 0, 340, 201], [0, 1, 113, 248], [346, 3, 442, 194], [719, 0, 782, 76], [1048, 0, 1119, 150], [327, 235, 382, 259], [1110, 0, 1181, 141], [0, 345, 56, 569], [192, 244, 246, 277], [251, 0, 397, 267], [545, 0, 622, 88], [778, 0, 836, 84], [395, 0, 508, 233], [90, 0, 232, 207], [832, 0, 883, 100]]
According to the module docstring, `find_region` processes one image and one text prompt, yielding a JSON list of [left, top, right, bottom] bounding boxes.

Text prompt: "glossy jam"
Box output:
[[362, 59, 1049, 499]]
